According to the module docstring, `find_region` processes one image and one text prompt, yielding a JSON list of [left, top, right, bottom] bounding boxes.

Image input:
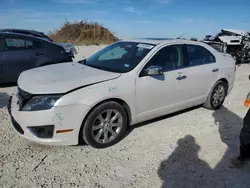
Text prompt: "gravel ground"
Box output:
[[1, 46, 250, 188]]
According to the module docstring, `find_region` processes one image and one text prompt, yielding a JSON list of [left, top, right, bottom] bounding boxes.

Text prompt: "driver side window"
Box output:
[[143, 45, 184, 72]]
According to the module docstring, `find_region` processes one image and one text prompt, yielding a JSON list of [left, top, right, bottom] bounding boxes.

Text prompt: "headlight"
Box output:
[[22, 95, 62, 111]]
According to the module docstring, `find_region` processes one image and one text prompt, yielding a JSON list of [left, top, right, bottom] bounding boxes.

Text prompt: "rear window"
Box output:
[[203, 42, 225, 53], [186, 44, 216, 66]]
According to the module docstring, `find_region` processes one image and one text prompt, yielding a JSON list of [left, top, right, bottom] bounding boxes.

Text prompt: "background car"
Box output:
[[0, 31, 73, 83], [0, 28, 53, 41], [8, 39, 236, 148], [0, 28, 78, 56]]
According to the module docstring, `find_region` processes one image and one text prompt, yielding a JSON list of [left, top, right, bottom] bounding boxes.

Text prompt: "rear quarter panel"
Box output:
[[46, 43, 72, 64], [198, 42, 236, 94], [33, 41, 52, 67], [216, 52, 236, 93], [0, 35, 2, 81]]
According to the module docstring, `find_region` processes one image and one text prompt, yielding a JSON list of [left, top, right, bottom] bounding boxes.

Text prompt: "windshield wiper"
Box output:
[[78, 59, 86, 65]]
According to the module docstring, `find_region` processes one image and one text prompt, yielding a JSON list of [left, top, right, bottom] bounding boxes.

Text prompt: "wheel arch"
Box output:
[[207, 78, 229, 99], [203, 77, 229, 110], [87, 98, 132, 125], [78, 98, 132, 144], [217, 78, 229, 95]]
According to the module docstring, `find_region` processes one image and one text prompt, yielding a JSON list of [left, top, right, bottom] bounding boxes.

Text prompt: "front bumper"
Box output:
[[8, 94, 90, 146]]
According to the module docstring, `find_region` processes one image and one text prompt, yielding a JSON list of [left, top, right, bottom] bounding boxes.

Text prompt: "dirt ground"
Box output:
[[1, 46, 250, 188]]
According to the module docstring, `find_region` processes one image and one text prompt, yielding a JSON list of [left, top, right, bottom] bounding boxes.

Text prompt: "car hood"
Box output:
[[18, 62, 121, 94]]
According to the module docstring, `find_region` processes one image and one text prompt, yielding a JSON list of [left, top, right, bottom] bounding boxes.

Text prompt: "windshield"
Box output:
[[80, 41, 155, 73]]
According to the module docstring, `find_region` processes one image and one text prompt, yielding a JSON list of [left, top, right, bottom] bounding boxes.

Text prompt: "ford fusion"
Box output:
[[8, 39, 236, 148]]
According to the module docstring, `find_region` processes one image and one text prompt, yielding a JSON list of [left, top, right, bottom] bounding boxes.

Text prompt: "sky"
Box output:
[[0, 0, 250, 39]]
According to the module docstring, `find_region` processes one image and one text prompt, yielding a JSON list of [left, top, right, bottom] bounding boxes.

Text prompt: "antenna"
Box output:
[[176, 33, 186, 39]]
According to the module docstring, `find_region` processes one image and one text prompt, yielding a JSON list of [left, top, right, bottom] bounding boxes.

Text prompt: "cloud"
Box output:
[[124, 6, 141, 14], [182, 18, 214, 24], [120, 0, 132, 3], [4, 9, 71, 20], [52, 0, 97, 4], [4, 0, 15, 4], [91, 10, 107, 15], [25, 19, 59, 23], [0, 9, 71, 31], [136, 20, 152, 24], [53, 0, 134, 5], [156, 0, 170, 4]]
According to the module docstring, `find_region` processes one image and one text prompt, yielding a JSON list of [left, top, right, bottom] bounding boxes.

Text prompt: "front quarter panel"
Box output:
[[55, 73, 137, 124]]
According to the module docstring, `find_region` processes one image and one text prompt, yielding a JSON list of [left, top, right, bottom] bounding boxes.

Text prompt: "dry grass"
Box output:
[[49, 20, 118, 45]]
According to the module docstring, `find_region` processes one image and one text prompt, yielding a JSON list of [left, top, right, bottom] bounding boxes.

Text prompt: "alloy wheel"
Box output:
[[212, 85, 225, 108], [91, 109, 123, 144]]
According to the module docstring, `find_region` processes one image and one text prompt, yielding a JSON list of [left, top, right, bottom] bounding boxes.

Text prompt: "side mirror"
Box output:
[[145, 65, 164, 76]]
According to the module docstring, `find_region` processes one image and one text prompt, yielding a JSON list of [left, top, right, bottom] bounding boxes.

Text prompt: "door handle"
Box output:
[[176, 75, 187, 80], [36, 52, 43, 56], [212, 68, 219, 72]]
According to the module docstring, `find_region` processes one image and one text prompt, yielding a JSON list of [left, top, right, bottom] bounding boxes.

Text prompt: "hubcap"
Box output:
[[212, 85, 225, 107], [91, 109, 123, 144]]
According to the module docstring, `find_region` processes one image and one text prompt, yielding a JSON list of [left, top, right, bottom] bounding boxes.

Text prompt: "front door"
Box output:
[[0, 52, 2, 82], [135, 44, 189, 121], [2, 36, 38, 82]]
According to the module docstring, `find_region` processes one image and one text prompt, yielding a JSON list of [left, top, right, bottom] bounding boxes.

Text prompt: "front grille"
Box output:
[[17, 87, 32, 110], [11, 116, 24, 135]]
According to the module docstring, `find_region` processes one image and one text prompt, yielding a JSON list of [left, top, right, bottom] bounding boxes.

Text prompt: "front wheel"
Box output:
[[204, 81, 227, 110], [81, 101, 128, 148]]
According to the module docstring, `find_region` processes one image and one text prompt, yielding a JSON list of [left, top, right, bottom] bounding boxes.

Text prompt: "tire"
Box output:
[[203, 81, 228, 110], [81, 101, 128, 148]]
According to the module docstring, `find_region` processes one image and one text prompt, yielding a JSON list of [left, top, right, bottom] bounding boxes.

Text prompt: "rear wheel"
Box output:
[[204, 81, 227, 110], [81, 101, 128, 148]]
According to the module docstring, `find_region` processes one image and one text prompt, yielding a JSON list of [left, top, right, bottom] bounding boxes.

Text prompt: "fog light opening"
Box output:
[[28, 125, 54, 138]]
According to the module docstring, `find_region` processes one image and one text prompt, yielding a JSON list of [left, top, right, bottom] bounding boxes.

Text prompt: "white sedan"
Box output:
[[8, 39, 236, 148]]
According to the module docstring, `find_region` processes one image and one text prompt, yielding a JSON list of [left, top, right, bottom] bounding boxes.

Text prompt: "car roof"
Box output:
[[0, 28, 46, 36], [0, 31, 53, 43], [120, 38, 204, 46]]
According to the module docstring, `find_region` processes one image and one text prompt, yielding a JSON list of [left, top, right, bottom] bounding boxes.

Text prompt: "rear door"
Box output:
[[0, 34, 3, 82], [47, 43, 73, 64], [1, 35, 40, 82], [182, 44, 219, 104]]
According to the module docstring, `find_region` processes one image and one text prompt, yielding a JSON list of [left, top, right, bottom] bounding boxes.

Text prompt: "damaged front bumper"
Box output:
[[7, 93, 90, 146]]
